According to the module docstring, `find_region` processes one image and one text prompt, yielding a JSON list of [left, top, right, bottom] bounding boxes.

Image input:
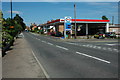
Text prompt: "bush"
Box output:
[[2, 32, 13, 48]]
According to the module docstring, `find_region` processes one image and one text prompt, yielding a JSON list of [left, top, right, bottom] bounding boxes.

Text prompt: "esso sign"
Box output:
[[64, 16, 72, 23]]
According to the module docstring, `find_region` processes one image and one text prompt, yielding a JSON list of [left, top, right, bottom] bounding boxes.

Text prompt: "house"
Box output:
[[109, 24, 120, 35]]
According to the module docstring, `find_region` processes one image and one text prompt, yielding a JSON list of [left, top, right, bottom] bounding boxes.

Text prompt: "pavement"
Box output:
[[0, 49, 2, 80], [2, 34, 46, 78]]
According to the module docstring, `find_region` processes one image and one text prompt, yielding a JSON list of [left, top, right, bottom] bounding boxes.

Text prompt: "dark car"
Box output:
[[55, 31, 62, 37], [105, 32, 116, 38], [94, 32, 105, 39], [50, 31, 55, 36]]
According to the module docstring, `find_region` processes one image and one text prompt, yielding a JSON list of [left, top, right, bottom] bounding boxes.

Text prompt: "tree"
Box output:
[[30, 23, 33, 31], [102, 15, 108, 20], [3, 14, 26, 37], [14, 14, 26, 30]]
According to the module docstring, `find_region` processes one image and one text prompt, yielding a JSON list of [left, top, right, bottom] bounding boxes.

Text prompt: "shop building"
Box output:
[[40, 18, 110, 36]]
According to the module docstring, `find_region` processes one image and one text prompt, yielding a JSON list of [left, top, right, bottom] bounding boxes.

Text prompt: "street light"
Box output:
[[74, 3, 77, 39], [112, 16, 114, 25], [10, 0, 12, 19], [10, 0, 14, 46]]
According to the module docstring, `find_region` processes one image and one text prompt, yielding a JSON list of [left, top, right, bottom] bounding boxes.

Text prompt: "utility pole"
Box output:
[[112, 16, 114, 25], [10, 0, 12, 19], [10, 0, 14, 46], [74, 3, 77, 39]]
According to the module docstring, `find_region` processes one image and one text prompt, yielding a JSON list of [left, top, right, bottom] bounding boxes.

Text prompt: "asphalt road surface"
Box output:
[[23, 32, 118, 78]]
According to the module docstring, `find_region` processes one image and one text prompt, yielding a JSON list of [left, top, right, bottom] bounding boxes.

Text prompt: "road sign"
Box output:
[[65, 23, 71, 30]]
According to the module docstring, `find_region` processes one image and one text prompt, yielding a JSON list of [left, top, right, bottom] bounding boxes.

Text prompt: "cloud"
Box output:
[[8, 11, 22, 14]]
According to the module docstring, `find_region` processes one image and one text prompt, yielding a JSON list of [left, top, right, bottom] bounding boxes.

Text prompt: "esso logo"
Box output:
[[64, 17, 72, 23]]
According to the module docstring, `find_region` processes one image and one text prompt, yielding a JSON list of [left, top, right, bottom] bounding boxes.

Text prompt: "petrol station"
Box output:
[[40, 17, 110, 38]]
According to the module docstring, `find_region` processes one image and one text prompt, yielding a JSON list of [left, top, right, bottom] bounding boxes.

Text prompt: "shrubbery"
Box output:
[[2, 14, 26, 56]]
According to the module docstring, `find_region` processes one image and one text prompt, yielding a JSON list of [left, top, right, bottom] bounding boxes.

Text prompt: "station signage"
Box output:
[[64, 16, 72, 31], [64, 16, 72, 39], [64, 16, 72, 23]]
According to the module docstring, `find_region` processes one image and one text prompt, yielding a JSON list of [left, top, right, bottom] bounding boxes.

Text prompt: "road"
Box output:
[[23, 32, 118, 78]]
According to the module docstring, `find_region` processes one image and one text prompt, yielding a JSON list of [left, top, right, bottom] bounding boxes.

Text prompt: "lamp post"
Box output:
[[10, 0, 13, 36], [10, 0, 12, 19], [112, 16, 114, 25], [74, 3, 77, 39], [10, 0, 14, 46]]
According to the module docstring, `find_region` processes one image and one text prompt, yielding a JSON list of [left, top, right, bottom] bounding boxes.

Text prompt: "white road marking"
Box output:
[[108, 48, 112, 50], [56, 45, 68, 50], [64, 42, 118, 52], [32, 51, 50, 78], [93, 46, 97, 48], [87, 45, 90, 47], [47, 42, 53, 45], [103, 48, 107, 50], [89, 45, 93, 48], [41, 41, 46, 43], [82, 45, 87, 47], [76, 52, 111, 64], [106, 44, 118, 46], [113, 49, 118, 51], [97, 46, 101, 49]]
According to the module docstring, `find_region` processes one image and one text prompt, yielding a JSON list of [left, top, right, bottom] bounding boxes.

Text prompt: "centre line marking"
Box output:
[[47, 42, 53, 45], [56, 45, 68, 50], [41, 41, 46, 43], [103, 48, 107, 50], [76, 52, 110, 64]]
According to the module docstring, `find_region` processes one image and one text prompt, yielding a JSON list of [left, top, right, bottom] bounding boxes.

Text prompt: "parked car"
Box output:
[[94, 32, 105, 39], [50, 31, 56, 36], [55, 31, 62, 37], [105, 32, 116, 38]]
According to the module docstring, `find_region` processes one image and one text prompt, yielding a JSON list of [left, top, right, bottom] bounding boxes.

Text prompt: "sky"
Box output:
[[2, 0, 120, 2], [2, 2, 119, 26]]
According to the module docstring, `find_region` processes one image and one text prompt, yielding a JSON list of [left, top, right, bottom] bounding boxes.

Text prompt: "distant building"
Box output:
[[109, 24, 120, 35], [30, 23, 37, 31], [25, 26, 30, 31], [32, 26, 37, 31]]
